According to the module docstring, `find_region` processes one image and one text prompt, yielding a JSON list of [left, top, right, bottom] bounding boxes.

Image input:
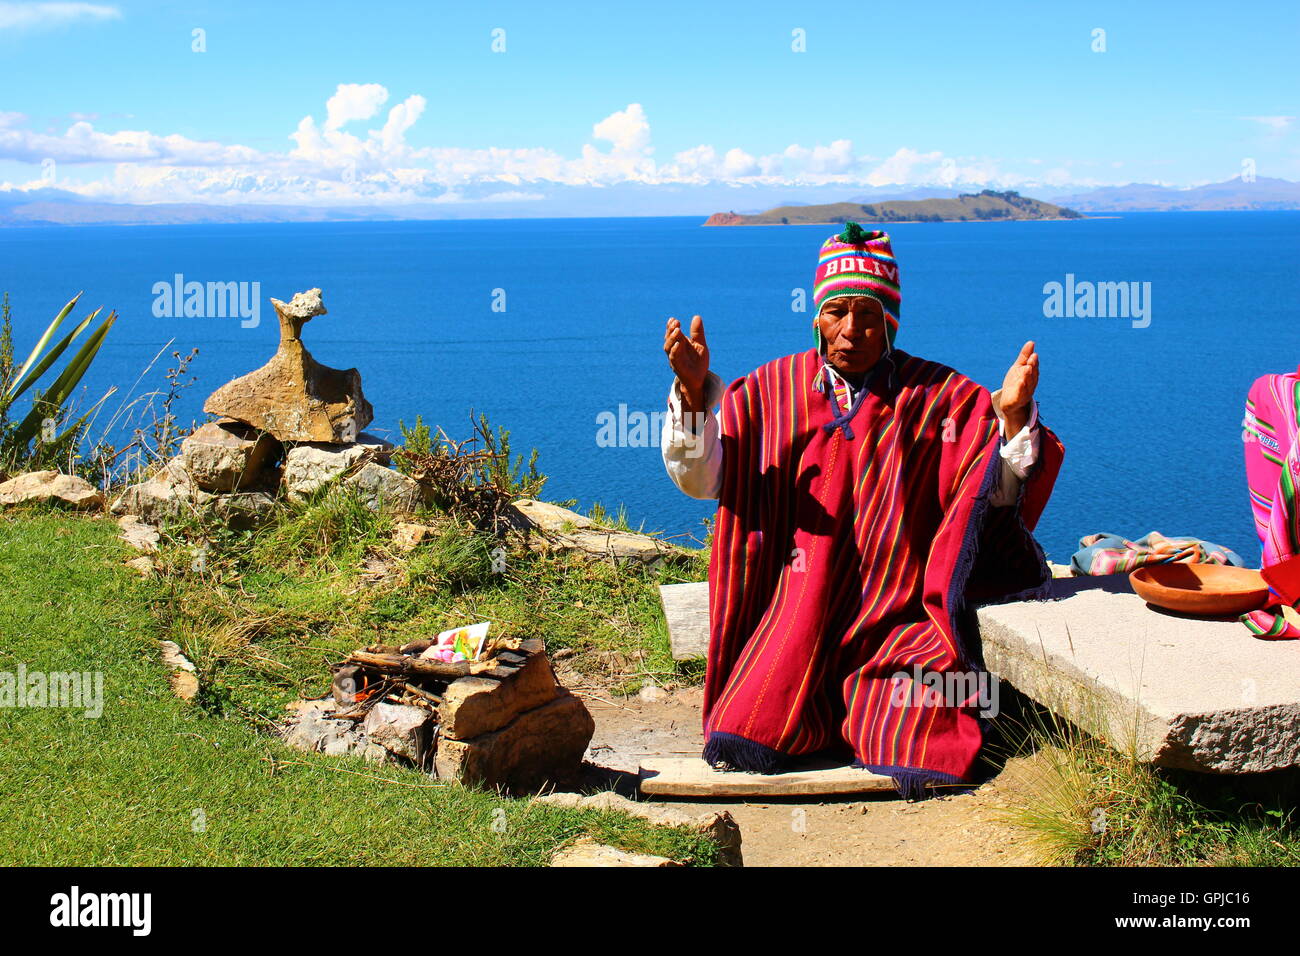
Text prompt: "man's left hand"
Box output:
[[1000, 340, 1038, 437]]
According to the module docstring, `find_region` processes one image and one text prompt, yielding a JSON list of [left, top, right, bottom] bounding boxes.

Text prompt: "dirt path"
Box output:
[[572, 684, 1046, 867]]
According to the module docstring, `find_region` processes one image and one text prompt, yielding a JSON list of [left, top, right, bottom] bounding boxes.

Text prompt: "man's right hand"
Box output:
[[664, 315, 710, 415]]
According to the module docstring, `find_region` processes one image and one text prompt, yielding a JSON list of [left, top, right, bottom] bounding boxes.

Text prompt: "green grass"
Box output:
[[988, 697, 1300, 867], [0, 508, 718, 866], [142, 488, 710, 720]]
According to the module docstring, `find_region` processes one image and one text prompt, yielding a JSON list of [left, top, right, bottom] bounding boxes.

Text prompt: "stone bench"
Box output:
[[978, 574, 1300, 774]]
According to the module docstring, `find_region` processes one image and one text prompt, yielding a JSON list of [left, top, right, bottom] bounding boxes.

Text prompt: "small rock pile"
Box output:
[[110, 289, 426, 526], [281, 637, 595, 794]]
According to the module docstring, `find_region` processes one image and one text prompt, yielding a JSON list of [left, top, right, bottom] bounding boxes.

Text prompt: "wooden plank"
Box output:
[[659, 581, 709, 660], [638, 756, 900, 798]]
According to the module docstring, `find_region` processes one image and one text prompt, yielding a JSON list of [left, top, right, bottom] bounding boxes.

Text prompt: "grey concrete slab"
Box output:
[[977, 574, 1300, 773], [660, 581, 709, 660]]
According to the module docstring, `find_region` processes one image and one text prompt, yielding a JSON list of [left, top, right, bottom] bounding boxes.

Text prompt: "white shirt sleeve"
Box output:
[[659, 376, 1040, 507], [988, 387, 1040, 507], [661, 371, 725, 500]]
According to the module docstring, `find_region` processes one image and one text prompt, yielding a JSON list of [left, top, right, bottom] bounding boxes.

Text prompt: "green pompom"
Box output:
[[838, 221, 869, 244]]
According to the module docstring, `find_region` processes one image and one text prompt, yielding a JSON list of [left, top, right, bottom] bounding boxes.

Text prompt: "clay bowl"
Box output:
[[1128, 563, 1270, 616]]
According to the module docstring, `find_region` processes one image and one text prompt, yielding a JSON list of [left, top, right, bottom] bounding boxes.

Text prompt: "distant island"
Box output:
[[704, 190, 1083, 226], [4, 176, 1298, 228]]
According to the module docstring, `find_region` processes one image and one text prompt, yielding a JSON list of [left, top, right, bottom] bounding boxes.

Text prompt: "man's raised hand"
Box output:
[[664, 315, 710, 414], [1000, 340, 1039, 436]]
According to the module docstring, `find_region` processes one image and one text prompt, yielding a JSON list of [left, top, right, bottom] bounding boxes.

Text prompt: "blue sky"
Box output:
[[0, 0, 1296, 207]]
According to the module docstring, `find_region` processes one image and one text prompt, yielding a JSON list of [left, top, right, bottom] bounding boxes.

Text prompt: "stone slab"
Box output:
[[638, 756, 898, 798], [976, 574, 1300, 773], [551, 838, 682, 867], [660, 582, 709, 660], [435, 690, 593, 794], [439, 651, 560, 741]]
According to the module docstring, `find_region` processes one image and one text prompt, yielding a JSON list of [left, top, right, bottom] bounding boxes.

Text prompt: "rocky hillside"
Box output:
[[704, 190, 1082, 225]]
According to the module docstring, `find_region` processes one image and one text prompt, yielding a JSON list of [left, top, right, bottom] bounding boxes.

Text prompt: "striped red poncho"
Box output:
[[703, 347, 1063, 797]]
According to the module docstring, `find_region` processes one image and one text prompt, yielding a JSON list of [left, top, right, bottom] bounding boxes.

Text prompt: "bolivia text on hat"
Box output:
[[1042, 274, 1152, 328]]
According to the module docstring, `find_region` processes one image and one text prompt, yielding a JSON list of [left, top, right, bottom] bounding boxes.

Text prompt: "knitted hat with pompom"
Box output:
[[812, 222, 901, 350]]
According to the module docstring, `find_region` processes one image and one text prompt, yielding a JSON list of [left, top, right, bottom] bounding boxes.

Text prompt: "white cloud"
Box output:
[[0, 2, 119, 30], [0, 84, 1139, 205], [376, 94, 425, 153], [592, 103, 651, 155], [665, 138, 868, 184], [0, 119, 265, 165], [865, 147, 944, 187], [325, 83, 389, 131], [1243, 115, 1295, 132]]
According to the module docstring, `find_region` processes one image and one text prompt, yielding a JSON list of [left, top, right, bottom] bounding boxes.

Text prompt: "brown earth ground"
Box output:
[[559, 670, 1051, 867]]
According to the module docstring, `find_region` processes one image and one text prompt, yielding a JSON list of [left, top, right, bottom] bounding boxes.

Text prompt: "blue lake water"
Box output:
[[1, 212, 1297, 564]]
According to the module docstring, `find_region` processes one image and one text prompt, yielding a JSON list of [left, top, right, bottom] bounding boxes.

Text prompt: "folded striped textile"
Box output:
[[1069, 531, 1244, 577]]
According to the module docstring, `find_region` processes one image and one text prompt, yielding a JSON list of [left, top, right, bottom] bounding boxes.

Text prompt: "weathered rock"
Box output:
[[553, 528, 676, 566], [110, 459, 202, 523], [202, 288, 373, 443], [0, 470, 103, 510], [393, 521, 434, 551], [343, 461, 426, 514], [439, 650, 560, 740], [110, 459, 276, 529], [169, 671, 199, 700], [534, 791, 742, 867], [508, 498, 677, 566], [208, 490, 277, 530], [507, 498, 594, 533], [117, 515, 161, 553], [159, 640, 198, 701], [281, 698, 388, 761], [282, 434, 394, 500], [550, 838, 682, 867], [362, 701, 435, 767], [159, 640, 195, 673], [435, 690, 594, 793], [180, 419, 281, 492]]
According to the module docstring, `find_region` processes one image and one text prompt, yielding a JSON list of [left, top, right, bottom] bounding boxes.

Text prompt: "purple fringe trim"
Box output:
[[856, 761, 969, 801], [703, 731, 786, 774]]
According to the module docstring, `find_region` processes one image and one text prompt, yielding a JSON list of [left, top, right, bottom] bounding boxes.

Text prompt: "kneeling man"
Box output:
[[661, 223, 1063, 796]]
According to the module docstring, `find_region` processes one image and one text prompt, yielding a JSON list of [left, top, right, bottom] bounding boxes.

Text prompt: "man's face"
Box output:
[[816, 295, 887, 376]]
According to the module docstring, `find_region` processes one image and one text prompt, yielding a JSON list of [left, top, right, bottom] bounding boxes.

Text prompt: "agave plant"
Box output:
[[0, 292, 118, 467]]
